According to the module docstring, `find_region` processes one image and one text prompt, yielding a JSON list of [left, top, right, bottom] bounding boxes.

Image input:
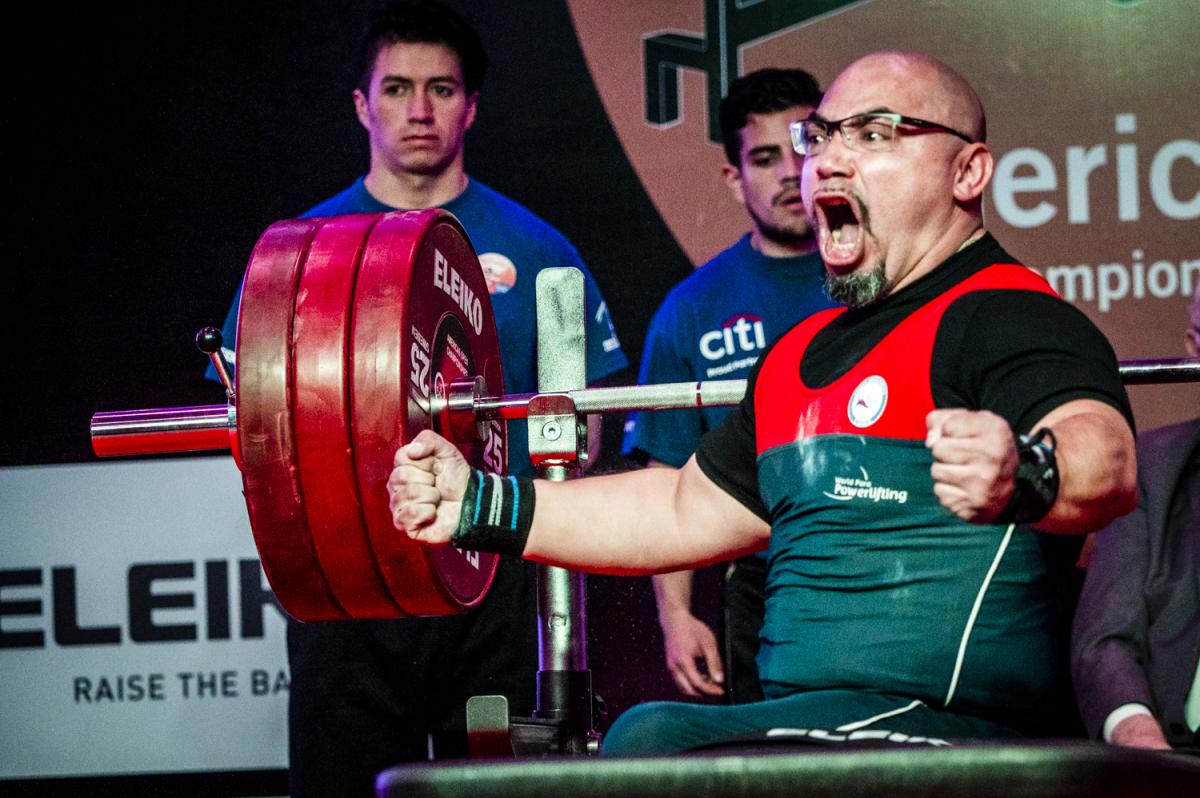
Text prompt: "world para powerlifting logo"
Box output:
[[822, 465, 908, 505]]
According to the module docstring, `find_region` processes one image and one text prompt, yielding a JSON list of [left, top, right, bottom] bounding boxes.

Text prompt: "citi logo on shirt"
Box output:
[[699, 314, 766, 360]]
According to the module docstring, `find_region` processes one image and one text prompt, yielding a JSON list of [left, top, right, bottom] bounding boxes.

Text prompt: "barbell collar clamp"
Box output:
[[528, 393, 581, 467]]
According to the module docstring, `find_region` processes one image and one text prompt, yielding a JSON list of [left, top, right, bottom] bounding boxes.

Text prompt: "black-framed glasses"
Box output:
[[790, 112, 975, 156]]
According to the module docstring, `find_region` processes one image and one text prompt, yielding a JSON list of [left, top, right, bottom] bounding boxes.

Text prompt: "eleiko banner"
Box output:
[[0, 457, 288, 779]]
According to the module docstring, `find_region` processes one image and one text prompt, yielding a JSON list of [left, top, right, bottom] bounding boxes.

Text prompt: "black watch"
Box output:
[[996, 427, 1060, 524]]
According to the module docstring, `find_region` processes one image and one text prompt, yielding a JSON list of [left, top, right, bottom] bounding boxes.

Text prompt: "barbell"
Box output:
[[90, 209, 1200, 623], [90, 210, 750, 622]]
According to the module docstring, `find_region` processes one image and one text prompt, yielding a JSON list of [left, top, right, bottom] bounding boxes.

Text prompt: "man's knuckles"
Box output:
[[929, 408, 1009, 441]]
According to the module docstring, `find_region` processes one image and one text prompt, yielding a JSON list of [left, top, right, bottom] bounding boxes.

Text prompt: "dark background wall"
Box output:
[[4, 1, 702, 792], [4, 0, 693, 465]]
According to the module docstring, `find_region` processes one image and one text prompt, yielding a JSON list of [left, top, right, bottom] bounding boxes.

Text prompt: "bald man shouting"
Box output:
[[389, 51, 1137, 755]]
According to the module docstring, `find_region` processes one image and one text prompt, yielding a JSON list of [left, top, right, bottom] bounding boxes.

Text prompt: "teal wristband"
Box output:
[[451, 469, 535, 557]]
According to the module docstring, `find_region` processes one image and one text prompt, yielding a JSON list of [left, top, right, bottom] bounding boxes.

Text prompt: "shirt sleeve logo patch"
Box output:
[[596, 301, 622, 353], [478, 252, 518, 295], [848, 375, 888, 428]]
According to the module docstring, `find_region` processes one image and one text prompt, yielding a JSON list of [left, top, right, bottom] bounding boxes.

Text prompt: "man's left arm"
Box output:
[[927, 399, 1136, 532], [926, 290, 1137, 532]]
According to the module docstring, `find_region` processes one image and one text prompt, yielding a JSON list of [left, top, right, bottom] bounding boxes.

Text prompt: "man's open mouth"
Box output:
[[815, 194, 864, 268]]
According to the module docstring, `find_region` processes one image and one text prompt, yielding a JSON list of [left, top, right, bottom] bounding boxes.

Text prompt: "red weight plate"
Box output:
[[351, 210, 504, 616], [292, 214, 407, 619], [237, 218, 349, 622]]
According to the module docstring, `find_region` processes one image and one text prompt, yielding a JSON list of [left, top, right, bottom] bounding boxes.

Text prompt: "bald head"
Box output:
[[831, 51, 986, 143], [801, 50, 997, 304]]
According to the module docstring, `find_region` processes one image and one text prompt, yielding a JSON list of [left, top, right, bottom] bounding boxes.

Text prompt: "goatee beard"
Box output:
[[825, 261, 890, 308]]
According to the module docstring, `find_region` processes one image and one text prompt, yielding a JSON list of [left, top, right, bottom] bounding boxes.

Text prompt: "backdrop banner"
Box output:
[[0, 457, 288, 779], [569, 0, 1199, 430]]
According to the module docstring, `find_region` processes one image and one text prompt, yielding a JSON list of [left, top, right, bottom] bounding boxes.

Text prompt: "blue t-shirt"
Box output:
[[622, 234, 832, 468], [214, 177, 627, 476]]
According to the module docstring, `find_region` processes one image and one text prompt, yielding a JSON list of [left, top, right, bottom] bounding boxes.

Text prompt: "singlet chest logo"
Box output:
[[847, 375, 888, 428], [821, 464, 910, 505]]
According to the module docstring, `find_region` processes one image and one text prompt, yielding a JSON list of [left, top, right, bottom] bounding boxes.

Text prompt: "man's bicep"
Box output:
[[675, 456, 770, 560], [1033, 398, 1135, 482], [1031, 398, 1137, 532], [694, 391, 770, 523], [1032, 398, 1132, 439]]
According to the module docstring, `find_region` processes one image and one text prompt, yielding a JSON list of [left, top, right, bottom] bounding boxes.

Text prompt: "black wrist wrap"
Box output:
[[451, 469, 536, 557], [995, 427, 1060, 524]]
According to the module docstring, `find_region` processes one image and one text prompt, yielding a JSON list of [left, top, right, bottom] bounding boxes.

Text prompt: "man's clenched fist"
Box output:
[[388, 430, 472, 544], [925, 408, 1018, 524]]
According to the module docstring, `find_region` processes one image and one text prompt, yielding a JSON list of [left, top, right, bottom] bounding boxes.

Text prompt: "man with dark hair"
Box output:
[[390, 51, 1137, 756], [624, 68, 832, 704], [356, 0, 487, 96], [213, 1, 625, 793]]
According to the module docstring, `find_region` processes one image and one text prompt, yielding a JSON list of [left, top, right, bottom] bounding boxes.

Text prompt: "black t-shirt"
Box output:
[[697, 234, 1134, 521]]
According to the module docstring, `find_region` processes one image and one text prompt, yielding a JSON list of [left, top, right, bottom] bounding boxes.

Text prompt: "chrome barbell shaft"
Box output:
[[1116, 357, 1200, 384], [472, 356, 1200, 418], [90, 357, 1200, 456], [473, 379, 749, 421]]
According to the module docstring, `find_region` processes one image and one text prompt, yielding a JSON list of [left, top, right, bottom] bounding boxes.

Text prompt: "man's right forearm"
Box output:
[[524, 457, 768, 575], [390, 431, 769, 574]]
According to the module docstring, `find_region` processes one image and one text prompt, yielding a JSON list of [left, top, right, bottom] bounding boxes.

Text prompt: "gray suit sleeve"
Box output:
[[1070, 476, 1157, 739]]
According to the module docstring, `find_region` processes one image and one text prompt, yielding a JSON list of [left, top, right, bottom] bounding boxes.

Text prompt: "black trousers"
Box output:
[[286, 555, 538, 798], [723, 555, 766, 704]]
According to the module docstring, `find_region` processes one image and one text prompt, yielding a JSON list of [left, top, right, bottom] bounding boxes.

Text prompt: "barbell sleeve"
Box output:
[[90, 404, 236, 457]]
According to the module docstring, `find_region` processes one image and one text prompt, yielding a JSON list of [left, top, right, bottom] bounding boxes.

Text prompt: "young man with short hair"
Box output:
[[215, 2, 625, 793]]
